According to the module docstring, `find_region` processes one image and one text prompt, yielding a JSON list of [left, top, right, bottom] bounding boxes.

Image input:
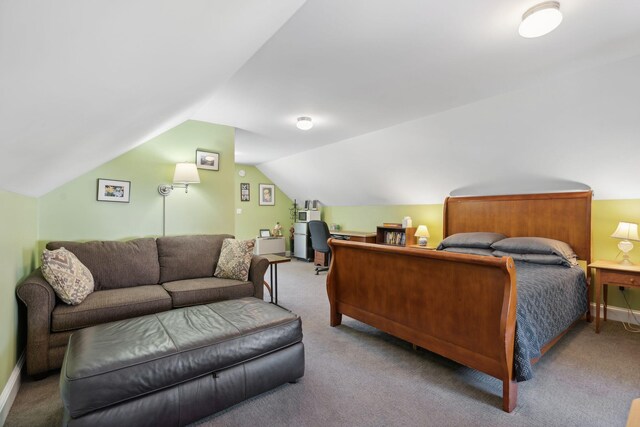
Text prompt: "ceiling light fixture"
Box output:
[[296, 116, 313, 130], [518, 1, 563, 38]]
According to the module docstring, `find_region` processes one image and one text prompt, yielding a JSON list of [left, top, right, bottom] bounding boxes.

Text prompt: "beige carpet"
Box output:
[[6, 259, 640, 426]]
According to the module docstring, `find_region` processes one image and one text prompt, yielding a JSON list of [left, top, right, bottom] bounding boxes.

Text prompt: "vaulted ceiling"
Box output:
[[0, 0, 305, 196], [2, 1, 640, 203]]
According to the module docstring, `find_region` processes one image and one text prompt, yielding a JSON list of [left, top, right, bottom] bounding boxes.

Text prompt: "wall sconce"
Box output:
[[414, 225, 430, 247], [158, 163, 200, 236], [158, 163, 200, 196], [611, 221, 640, 265]]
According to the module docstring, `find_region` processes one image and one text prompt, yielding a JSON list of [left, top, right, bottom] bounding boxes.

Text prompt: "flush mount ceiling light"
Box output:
[[519, 1, 563, 38], [296, 116, 313, 130]]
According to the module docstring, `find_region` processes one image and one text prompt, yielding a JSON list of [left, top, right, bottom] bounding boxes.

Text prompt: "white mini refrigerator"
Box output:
[[293, 222, 312, 261]]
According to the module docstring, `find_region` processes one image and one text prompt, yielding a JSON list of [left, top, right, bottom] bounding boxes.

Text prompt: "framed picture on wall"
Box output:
[[97, 179, 130, 203], [259, 184, 275, 206], [240, 183, 250, 201], [196, 150, 219, 171]]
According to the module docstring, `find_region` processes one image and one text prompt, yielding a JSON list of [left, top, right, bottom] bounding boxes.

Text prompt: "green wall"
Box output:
[[234, 165, 294, 251], [0, 190, 38, 392], [324, 198, 640, 309], [39, 120, 235, 244]]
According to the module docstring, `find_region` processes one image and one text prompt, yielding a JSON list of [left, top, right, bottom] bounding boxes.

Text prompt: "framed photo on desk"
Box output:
[[259, 229, 271, 238]]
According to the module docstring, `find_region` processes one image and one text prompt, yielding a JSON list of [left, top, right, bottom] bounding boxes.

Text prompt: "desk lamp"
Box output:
[[415, 225, 430, 247], [611, 221, 640, 265]]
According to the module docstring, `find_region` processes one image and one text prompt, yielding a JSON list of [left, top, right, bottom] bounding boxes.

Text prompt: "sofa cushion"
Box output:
[[51, 285, 171, 332], [214, 239, 255, 281], [163, 277, 254, 308], [41, 248, 94, 305], [157, 235, 233, 283], [47, 238, 160, 290]]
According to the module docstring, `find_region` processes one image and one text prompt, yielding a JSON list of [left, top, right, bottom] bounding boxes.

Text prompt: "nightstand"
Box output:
[[588, 260, 640, 333], [407, 245, 435, 250]]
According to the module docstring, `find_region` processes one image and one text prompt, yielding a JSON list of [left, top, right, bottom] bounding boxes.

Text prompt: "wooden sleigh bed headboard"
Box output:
[[444, 191, 592, 262]]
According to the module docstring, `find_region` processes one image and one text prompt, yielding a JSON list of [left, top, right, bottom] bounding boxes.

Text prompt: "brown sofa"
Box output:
[[16, 234, 270, 377]]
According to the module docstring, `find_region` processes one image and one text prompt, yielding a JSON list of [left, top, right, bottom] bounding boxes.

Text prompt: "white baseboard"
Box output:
[[0, 352, 24, 426], [590, 303, 640, 325]]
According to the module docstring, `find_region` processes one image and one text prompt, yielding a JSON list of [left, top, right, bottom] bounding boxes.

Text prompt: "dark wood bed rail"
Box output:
[[326, 241, 518, 411]]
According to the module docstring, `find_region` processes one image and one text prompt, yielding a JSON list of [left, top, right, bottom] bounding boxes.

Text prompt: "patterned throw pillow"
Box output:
[[214, 239, 255, 281], [41, 247, 94, 305]]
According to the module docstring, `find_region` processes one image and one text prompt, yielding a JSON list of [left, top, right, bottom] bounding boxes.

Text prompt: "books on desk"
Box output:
[[384, 231, 405, 246]]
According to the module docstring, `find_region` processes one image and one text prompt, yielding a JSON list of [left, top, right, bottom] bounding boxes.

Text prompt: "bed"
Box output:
[[325, 191, 592, 412]]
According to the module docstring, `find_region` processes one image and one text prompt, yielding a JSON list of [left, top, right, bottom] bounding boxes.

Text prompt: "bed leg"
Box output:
[[330, 309, 342, 327], [502, 379, 517, 412]]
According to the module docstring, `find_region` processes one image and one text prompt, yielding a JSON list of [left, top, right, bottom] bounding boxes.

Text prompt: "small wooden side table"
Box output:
[[262, 254, 291, 305], [589, 260, 640, 333]]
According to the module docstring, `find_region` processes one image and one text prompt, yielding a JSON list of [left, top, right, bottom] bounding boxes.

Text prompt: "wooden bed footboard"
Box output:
[[326, 240, 518, 412]]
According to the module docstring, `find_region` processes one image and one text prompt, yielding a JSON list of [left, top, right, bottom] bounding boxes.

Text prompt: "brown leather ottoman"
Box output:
[[60, 297, 304, 426]]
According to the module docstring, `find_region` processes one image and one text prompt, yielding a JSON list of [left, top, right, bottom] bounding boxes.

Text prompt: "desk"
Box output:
[[589, 260, 640, 333], [330, 230, 376, 243], [262, 254, 291, 305], [315, 231, 377, 266]]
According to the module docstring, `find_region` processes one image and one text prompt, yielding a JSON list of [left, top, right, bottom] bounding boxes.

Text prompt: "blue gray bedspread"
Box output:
[[513, 261, 588, 381]]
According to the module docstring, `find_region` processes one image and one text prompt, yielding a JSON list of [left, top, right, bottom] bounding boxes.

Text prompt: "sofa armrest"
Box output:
[[16, 268, 57, 376], [248, 255, 269, 299]]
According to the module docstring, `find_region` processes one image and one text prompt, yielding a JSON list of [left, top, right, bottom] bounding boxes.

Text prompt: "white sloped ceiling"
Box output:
[[191, 0, 640, 204], [0, 0, 305, 197], [257, 54, 640, 205], [2, 0, 640, 204]]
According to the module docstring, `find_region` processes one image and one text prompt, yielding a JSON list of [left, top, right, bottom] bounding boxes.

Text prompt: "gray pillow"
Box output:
[[437, 232, 507, 250], [491, 237, 578, 266], [492, 250, 574, 267], [440, 247, 494, 256], [41, 248, 94, 305], [214, 239, 255, 281]]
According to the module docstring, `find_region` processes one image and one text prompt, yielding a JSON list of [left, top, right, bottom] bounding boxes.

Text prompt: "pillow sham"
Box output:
[[214, 239, 255, 281], [440, 247, 494, 256], [491, 237, 578, 266], [492, 250, 574, 267], [437, 232, 507, 250], [41, 247, 94, 305]]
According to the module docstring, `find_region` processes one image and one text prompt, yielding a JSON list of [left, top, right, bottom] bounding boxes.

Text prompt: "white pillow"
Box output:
[[41, 247, 94, 305]]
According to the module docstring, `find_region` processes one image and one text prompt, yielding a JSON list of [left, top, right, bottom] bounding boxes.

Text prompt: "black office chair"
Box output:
[[309, 220, 331, 275]]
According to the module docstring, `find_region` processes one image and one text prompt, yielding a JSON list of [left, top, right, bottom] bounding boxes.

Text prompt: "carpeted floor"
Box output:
[[6, 259, 640, 426]]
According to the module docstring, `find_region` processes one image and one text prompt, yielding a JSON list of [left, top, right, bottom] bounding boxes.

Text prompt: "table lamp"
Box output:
[[611, 221, 640, 265], [414, 225, 430, 247]]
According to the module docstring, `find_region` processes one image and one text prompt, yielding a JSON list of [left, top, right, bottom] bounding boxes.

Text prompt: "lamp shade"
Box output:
[[414, 225, 430, 238], [173, 163, 200, 184], [518, 1, 563, 38], [611, 222, 640, 241]]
